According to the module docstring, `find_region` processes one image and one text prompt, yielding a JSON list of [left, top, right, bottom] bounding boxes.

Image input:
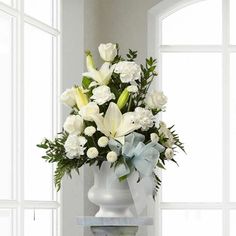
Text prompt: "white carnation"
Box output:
[[115, 61, 141, 83], [64, 135, 87, 159], [87, 147, 99, 159], [159, 121, 167, 130], [150, 133, 159, 143], [98, 43, 117, 62], [145, 90, 167, 110], [79, 102, 100, 121], [127, 85, 138, 93], [134, 107, 154, 131], [98, 136, 109, 147], [165, 148, 174, 160], [63, 115, 84, 135], [84, 126, 96, 136], [91, 85, 115, 105], [106, 151, 118, 163], [60, 87, 76, 107]]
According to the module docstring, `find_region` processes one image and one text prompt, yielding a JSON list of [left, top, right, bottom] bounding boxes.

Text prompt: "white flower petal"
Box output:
[[104, 103, 122, 137], [116, 112, 140, 137], [91, 114, 110, 137]]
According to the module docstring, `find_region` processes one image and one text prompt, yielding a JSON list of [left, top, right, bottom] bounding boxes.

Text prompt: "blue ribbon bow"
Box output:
[[109, 132, 164, 178]]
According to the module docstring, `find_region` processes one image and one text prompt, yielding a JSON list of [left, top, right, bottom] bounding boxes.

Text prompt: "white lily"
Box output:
[[91, 102, 140, 144], [83, 51, 115, 85]]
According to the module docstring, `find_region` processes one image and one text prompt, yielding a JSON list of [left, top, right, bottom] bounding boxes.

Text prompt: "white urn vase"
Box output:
[[88, 162, 134, 217]]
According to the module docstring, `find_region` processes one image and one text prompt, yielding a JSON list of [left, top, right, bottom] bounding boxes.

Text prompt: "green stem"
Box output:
[[91, 136, 99, 149], [128, 96, 133, 111]]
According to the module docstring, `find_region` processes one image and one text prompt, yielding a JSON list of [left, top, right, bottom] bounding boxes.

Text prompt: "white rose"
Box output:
[[98, 43, 117, 62], [115, 61, 141, 83], [60, 87, 76, 107], [134, 107, 154, 131], [63, 115, 84, 135], [91, 85, 115, 105], [127, 85, 138, 93], [98, 136, 109, 147], [145, 90, 167, 110], [151, 133, 159, 143], [87, 147, 99, 159], [165, 148, 174, 160], [106, 151, 118, 163], [64, 135, 87, 159], [79, 102, 100, 121], [84, 126, 96, 136]]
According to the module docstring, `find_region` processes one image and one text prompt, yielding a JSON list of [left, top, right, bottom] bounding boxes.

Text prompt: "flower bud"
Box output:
[[98, 136, 109, 147], [150, 133, 159, 143], [117, 88, 130, 110], [75, 87, 89, 109], [165, 148, 174, 160], [85, 50, 95, 71], [106, 151, 118, 163], [87, 147, 99, 159], [98, 43, 117, 62], [84, 126, 96, 136]]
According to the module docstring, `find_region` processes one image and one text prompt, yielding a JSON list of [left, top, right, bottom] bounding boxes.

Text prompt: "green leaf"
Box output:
[[37, 143, 48, 149], [82, 76, 92, 89], [157, 161, 166, 170], [119, 175, 128, 182]]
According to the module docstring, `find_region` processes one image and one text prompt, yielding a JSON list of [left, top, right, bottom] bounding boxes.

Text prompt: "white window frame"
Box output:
[[148, 0, 235, 235], [0, 0, 61, 235]]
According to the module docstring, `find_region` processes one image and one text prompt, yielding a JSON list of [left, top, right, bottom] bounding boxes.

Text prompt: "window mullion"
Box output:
[[160, 45, 223, 53], [16, 0, 24, 235], [222, 0, 230, 236], [160, 202, 236, 210], [156, 18, 163, 236], [0, 2, 18, 17], [24, 15, 59, 36], [0, 3, 60, 36]]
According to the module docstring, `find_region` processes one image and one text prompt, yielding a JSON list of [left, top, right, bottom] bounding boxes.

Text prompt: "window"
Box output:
[[148, 0, 236, 235], [0, 0, 61, 235]]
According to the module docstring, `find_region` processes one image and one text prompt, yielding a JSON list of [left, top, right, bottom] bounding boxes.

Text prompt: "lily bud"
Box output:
[[74, 87, 89, 109], [85, 50, 95, 71], [117, 88, 130, 110]]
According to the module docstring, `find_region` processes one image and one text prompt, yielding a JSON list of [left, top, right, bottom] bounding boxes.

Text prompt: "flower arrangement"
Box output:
[[37, 43, 185, 199]]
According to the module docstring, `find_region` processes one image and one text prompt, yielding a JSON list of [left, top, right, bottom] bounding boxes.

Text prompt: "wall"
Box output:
[[85, 0, 162, 63], [62, 0, 85, 236]]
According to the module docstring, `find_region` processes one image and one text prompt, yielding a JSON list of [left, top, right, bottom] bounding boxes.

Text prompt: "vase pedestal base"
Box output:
[[91, 226, 138, 236], [76, 216, 153, 236]]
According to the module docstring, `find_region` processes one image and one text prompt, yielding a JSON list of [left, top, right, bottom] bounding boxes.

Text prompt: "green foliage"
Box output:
[[170, 126, 186, 153], [153, 172, 162, 200], [126, 49, 138, 61], [134, 57, 158, 107], [37, 132, 87, 191]]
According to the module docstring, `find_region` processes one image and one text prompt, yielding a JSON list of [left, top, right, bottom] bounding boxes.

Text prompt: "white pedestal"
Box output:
[[76, 217, 153, 236]]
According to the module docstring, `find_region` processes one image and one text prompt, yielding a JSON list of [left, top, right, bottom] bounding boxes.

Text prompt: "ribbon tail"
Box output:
[[127, 172, 154, 215], [114, 162, 130, 179]]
